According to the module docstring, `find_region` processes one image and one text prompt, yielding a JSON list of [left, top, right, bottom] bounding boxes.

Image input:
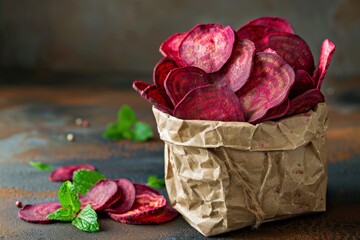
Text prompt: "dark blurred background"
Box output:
[[0, 0, 359, 89]]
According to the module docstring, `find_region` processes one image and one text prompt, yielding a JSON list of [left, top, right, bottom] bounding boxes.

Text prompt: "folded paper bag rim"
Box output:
[[152, 103, 328, 236], [153, 103, 327, 151]]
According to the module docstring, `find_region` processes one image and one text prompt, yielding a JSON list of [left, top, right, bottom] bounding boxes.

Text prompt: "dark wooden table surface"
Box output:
[[0, 81, 359, 239]]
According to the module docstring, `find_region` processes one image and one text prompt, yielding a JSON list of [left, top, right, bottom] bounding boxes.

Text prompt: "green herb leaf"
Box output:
[[102, 105, 153, 142], [47, 208, 77, 222], [29, 161, 53, 171], [72, 205, 99, 232], [73, 170, 105, 195], [132, 122, 153, 142], [117, 105, 137, 131], [58, 181, 81, 213], [147, 175, 165, 189]]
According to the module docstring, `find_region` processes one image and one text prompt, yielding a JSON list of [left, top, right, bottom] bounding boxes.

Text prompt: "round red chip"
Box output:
[[313, 39, 336, 90], [159, 32, 187, 65], [49, 164, 95, 182], [285, 89, 325, 117], [18, 202, 61, 224], [256, 32, 315, 74], [80, 179, 120, 211], [105, 178, 136, 214], [108, 183, 166, 221], [212, 39, 255, 92], [239, 16, 295, 34], [174, 84, 245, 122], [164, 66, 211, 106], [236, 52, 295, 122], [179, 24, 235, 73], [117, 204, 178, 225]]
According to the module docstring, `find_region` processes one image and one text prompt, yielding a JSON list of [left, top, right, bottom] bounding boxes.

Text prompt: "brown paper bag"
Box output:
[[153, 103, 328, 237]]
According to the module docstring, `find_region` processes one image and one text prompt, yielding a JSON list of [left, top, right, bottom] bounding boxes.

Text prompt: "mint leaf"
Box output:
[[58, 181, 81, 213], [117, 105, 137, 131], [103, 123, 124, 141], [73, 170, 105, 195], [102, 105, 153, 142], [29, 161, 53, 171], [147, 175, 165, 189], [72, 205, 99, 232], [47, 208, 77, 222], [132, 122, 153, 142]]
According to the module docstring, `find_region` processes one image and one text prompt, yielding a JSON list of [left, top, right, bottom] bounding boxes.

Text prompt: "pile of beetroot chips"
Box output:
[[133, 17, 335, 124], [18, 176, 178, 225]]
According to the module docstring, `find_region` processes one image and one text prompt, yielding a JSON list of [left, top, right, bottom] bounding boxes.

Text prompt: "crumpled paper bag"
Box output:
[[153, 103, 328, 237]]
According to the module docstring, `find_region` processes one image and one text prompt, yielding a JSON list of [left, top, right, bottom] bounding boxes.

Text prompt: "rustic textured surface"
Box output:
[[0, 83, 359, 239]]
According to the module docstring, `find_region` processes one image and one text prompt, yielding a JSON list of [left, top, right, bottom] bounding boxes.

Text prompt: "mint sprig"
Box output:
[[47, 181, 99, 232], [147, 175, 165, 189], [72, 205, 99, 232], [29, 161, 53, 171], [103, 105, 153, 142], [58, 181, 81, 213], [47, 208, 77, 222], [73, 169, 105, 195]]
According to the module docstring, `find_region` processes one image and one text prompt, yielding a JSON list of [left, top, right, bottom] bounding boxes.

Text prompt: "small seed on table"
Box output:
[[75, 118, 83, 126], [67, 133, 75, 141], [16, 201, 22, 208]]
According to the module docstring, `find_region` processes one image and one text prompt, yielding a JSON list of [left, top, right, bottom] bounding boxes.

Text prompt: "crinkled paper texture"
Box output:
[[153, 103, 328, 237]]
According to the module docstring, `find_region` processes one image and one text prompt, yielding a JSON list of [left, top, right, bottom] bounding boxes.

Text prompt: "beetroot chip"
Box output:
[[153, 57, 178, 107], [236, 52, 295, 122], [165, 66, 211, 105], [117, 204, 178, 225], [174, 84, 245, 122], [159, 32, 187, 65], [239, 16, 295, 34], [49, 164, 95, 182], [108, 183, 166, 221], [80, 179, 120, 211], [256, 33, 315, 74], [251, 99, 290, 124], [313, 39, 336, 90], [236, 25, 276, 43], [105, 178, 136, 214], [135, 84, 173, 114], [289, 70, 315, 99], [285, 89, 325, 117], [132, 80, 152, 93], [212, 39, 255, 91], [179, 24, 235, 73], [18, 202, 61, 224]]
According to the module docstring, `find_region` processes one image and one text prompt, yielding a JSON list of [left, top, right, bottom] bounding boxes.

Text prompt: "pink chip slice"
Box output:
[[179, 24, 235, 73], [251, 98, 290, 124], [108, 183, 167, 221], [132, 80, 152, 93], [134, 84, 173, 114], [49, 164, 95, 182], [117, 204, 178, 225], [239, 16, 295, 34], [80, 179, 120, 211], [159, 32, 187, 65], [313, 39, 336, 90], [164, 66, 211, 105], [174, 84, 245, 122], [236, 25, 276, 43], [289, 70, 316, 99], [105, 178, 136, 214], [236, 52, 295, 122], [285, 89, 325, 117], [212, 39, 255, 92], [256, 32, 315, 74], [18, 202, 61, 224], [153, 57, 178, 107]]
